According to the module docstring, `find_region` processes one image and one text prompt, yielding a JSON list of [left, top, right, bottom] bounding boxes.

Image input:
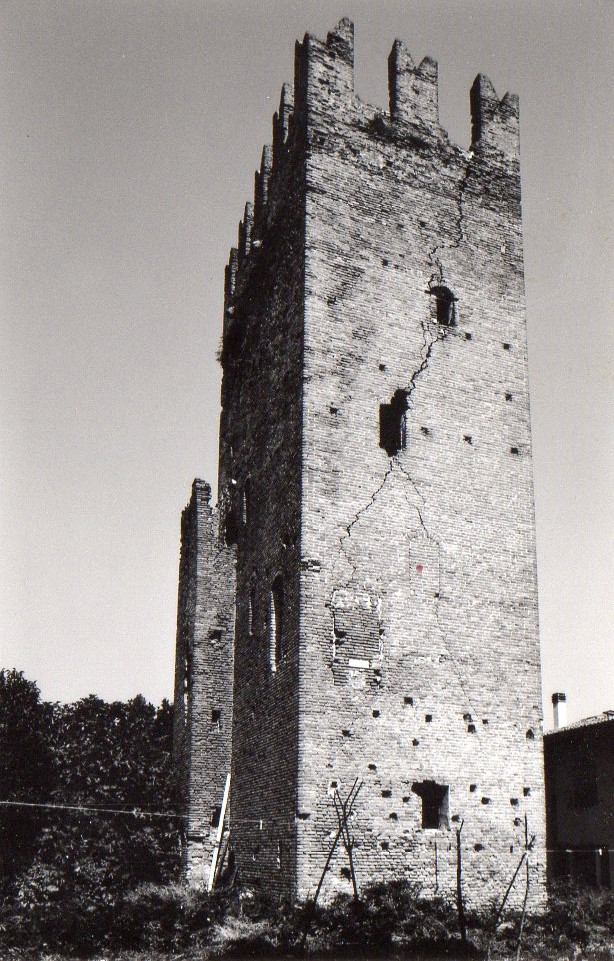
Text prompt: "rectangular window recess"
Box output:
[[348, 657, 370, 669]]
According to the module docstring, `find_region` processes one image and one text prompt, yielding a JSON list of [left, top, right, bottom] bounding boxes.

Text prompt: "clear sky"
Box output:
[[1, 0, 612, 729]]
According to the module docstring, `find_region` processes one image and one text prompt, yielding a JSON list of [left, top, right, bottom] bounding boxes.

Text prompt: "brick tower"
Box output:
[[173, 19, 546, 907]]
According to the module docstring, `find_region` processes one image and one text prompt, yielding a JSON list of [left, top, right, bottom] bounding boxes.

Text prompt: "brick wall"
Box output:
[[173, 479, 236, 883], [296, 19, 545, 909], [175, 18, 546, 909], [215, 77, 306, 897]]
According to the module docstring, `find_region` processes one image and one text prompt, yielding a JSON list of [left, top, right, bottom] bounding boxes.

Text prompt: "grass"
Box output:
[[0, 878, 612, 960]]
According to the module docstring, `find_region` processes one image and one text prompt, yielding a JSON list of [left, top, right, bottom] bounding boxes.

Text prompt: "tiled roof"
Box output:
[[545, 710, 614, 736]]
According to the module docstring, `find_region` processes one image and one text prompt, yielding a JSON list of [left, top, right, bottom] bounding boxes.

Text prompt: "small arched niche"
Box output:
[[430, 285, 456, 327]]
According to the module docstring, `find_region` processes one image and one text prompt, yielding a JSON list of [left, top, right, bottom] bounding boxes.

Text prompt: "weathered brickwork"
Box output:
[[173, 479, 236, 883], [174, 19, 546, 909]]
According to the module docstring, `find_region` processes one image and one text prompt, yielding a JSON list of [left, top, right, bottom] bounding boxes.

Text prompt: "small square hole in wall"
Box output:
[[425, 714, 433, 723], [463, 435, 472, 445], [380, 841, 389, 850], [382, 789, 392, 798], [503, 343, 511, 350], [510, 797, 519, 806], [505, 393, 513, 401], [412, 738, 420, 746], [404, 696, 414, 705], [468, 723, 476, 733], [412, 781, 449, 829], [373, 710, 380, 718], [470, 784, 477, 792], [210, 806, 222, 828], [524, 787, 531, 797], [211, 709, 222, 731], [481, 797, 491, 805], [420, 426, 431, 436], [510, 446, 520, 455], [465, 332, 472, 340], [368, 763, 377, 771]]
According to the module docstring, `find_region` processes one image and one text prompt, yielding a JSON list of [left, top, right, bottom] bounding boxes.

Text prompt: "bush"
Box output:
[[1, 874, 613, 958]]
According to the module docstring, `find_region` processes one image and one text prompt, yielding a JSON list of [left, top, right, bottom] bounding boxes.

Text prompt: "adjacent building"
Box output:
[[544, 694, 614, 888]]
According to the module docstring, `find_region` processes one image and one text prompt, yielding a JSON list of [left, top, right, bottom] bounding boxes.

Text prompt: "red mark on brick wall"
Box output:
[[416, 564, 423, 572]]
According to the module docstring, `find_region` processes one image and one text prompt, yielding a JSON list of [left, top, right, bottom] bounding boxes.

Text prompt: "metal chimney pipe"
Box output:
[[552, 692, 567, 730]]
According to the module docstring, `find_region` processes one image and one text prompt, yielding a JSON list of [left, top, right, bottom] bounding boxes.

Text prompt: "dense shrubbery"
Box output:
[[1, 873, 612, 958], [0, 668, 180, 952]]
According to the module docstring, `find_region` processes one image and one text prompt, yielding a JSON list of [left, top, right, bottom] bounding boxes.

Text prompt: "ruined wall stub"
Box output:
[[173, 479, 235, 883], [175, 19, 546, 908]]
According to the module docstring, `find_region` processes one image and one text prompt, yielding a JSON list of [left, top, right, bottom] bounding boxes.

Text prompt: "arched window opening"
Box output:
[[224, 507, 239, 545], [269, 576, 284, 670], [248, 589, 255, 637], [430, 286, 456, 327], [242, 477, 250, 526], [379, 388, 409, 456], [182, 647, 191, 724]]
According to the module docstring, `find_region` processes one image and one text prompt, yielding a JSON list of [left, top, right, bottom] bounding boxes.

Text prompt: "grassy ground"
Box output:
[[1, 879, 612, 960]]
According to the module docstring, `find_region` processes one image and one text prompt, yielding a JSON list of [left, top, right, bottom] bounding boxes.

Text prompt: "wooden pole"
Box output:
[[455, 820, 467, 947], [515, 816, 531, 961], [208, 773, 231, 892], [300, 779, 362, 949], [334, 789, 359, 901]]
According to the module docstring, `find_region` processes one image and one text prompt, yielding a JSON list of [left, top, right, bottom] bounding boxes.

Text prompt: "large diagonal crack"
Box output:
[[327, 156, 478, 718]]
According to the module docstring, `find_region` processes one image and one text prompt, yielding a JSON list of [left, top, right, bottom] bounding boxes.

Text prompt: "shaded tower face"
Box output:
[[177, 19, 546, 907]]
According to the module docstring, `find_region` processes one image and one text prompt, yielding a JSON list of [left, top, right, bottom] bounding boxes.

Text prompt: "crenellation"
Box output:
[[224, 247, 238, 299], [254, 145, 273, 226], [388, 41, 439, 131], [471, 74, 520, 157], [238, 201, 254, 262]]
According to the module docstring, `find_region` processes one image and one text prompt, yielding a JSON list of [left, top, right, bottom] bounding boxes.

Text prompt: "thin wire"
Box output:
[[0, 801, 610, 854], [0, 800, 187, 819]]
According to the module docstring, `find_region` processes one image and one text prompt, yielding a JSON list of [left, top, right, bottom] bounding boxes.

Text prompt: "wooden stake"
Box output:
[[456, 820, 467, 946], [515, 816, 531, 961], [300, 779, 362, 949], [208, 772, 231, 892], [334, 788, 359, 901]]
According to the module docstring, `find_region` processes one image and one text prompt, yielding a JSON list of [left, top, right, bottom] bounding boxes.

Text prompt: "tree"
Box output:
[[0, 669, 55, 889]]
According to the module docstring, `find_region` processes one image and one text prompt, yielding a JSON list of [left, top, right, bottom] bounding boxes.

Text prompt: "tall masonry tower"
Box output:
[[173, 20, 546, 907]]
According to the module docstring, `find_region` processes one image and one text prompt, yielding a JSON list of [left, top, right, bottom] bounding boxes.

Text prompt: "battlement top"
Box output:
[[222, 20, 521, 330]]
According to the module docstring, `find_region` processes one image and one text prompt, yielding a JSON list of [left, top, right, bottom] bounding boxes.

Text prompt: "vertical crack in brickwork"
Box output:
[[427, 153, 473, 290]]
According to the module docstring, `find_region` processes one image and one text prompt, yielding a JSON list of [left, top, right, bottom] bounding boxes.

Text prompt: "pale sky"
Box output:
[[1, 0, 612, 730]]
